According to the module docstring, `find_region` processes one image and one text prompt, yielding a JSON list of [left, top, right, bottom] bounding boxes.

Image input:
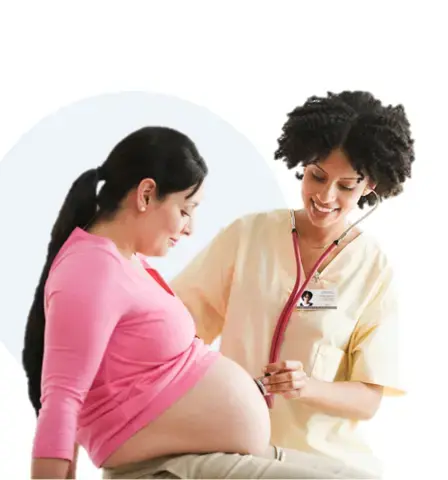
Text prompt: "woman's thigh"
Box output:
[[103, 448, 374, 479]]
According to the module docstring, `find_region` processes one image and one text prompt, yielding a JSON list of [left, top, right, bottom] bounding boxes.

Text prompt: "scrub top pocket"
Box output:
[[309, 344, 346, 382]]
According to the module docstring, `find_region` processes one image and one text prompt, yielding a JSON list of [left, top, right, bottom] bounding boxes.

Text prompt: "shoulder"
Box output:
[[204, 209, 290, 255], [47, 230, 124, 293], [353, 232, 397, 301], [356, 231, 395, 274], [224, 208, 290, 238]]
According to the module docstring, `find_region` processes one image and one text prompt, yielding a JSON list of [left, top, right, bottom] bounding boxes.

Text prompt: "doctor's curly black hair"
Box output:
[[274, 91, 415, 208]]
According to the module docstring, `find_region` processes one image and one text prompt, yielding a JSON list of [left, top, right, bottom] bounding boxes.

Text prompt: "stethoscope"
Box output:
[[262, 192, 380, 408]]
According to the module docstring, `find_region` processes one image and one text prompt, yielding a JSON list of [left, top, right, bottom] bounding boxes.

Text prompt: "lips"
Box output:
[[311, 199, 339, 214]]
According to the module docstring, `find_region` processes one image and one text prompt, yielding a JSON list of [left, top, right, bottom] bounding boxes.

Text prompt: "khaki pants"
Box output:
[[102, 447, 375, 479]]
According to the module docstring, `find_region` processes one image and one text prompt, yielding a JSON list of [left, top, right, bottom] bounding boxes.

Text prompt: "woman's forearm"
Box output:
[[31, 458, 71, 479], [299, 378, 383, 420], [66, 443, 79, 479]]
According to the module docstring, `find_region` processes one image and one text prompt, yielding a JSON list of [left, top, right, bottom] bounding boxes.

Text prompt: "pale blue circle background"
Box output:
[[0, 91, 287, 362]]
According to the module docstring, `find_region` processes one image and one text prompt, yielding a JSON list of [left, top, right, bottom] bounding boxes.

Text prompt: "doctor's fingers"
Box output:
[[263, 369, 306, 385], [265, 375, 308, 393], [264, 360, 303, 374], [263, 370, 307, 390]]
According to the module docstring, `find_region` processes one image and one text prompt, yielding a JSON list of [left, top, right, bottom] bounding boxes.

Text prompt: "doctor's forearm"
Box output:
[[299, 378, 383, 420]]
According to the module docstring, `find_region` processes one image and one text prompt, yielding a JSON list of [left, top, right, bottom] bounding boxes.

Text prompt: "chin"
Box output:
[[138, 245, 168, 258], [152, 247, 169, 257]]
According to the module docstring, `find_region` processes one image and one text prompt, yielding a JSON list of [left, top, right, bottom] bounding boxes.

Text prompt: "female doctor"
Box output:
[[170, 90, 415, 478]]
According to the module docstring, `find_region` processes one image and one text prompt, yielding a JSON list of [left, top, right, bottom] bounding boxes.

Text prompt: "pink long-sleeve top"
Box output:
[[32, 227, 219, 467]]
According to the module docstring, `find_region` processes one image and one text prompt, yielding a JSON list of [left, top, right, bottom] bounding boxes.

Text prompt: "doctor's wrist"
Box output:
[[295, 377, 324, 403]]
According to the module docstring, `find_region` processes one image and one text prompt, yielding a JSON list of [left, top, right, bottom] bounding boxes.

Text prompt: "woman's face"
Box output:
[[301, 149, 374, 229], [136, 182, 204, 257]]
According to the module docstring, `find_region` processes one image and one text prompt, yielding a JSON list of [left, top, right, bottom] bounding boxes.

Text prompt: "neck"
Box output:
[[294, 209, 350, 247], [88, 215, 136, 259]]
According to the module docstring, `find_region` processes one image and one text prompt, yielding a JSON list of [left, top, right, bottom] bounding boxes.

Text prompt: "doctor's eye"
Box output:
[[339, 184, 356, 192], [311, 173, 325, 183]]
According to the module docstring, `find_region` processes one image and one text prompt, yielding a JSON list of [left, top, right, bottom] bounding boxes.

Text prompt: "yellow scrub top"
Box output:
[[171, 209, 405, 476]]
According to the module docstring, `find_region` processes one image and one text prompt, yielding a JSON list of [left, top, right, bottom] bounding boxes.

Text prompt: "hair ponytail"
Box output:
[[22, 168, 100, 415]]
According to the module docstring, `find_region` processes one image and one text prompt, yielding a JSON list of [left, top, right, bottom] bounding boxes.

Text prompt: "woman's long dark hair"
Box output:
[[22, 126, 208, 415]]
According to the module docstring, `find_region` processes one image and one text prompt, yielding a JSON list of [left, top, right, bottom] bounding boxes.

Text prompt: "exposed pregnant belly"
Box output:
[[103, 355, 271, 467]]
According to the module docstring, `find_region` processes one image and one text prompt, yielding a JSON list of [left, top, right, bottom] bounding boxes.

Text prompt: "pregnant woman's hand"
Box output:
[[261, 360, 311, 399]]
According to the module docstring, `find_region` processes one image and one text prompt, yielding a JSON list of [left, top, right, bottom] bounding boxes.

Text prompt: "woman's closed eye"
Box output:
[[312, 173, 356, 191], [339, 184, 356, 191], [311, 172, 325, 183]]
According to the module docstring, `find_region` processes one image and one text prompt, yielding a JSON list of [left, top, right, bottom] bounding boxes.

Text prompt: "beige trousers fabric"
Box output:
[[102, 447, 375, 479]]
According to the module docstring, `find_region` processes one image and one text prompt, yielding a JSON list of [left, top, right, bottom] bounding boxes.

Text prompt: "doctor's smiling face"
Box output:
[[301, 149, 375, 229], [274, 92, 414, 233]]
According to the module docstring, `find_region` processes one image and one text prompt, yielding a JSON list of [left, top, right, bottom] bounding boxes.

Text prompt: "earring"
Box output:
[[140, 195, 152, 212]]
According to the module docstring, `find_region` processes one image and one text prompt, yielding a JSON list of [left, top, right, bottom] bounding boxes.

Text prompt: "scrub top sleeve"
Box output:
[[170, 218, 241, 345], [349, 265, 406, 396]]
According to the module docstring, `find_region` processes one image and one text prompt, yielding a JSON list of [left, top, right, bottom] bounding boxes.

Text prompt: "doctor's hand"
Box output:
[[261, 360, 311, 399]]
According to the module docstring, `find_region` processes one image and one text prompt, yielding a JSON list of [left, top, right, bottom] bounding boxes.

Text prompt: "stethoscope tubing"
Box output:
[[265, 194, 380, 408]]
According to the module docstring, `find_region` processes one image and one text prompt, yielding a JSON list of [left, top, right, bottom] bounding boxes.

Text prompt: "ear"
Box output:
[[136, 178, 156, 212], [362, 180, 377, 197]]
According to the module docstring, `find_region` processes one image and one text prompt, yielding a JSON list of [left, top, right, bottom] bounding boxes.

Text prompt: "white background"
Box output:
[[1, 2, 447, 479]]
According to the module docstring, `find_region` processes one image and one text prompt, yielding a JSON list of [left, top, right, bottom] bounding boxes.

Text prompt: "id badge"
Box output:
[[297, 287, 337, 310]]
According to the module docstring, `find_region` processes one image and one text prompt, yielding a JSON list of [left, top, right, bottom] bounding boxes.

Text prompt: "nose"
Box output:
[[181, 217, 193, 237], [316, 182, 337, 204]]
